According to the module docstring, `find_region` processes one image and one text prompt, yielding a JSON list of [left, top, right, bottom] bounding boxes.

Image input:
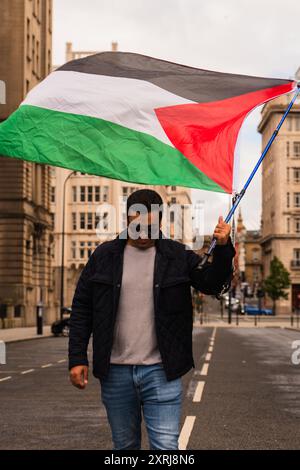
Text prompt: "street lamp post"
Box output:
[[60, 170, 76, 320]]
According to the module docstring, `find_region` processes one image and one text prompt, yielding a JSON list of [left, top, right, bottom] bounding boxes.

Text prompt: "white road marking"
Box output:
[[57, 359, 66, 363], [193, 381, 205, 402], [41, 363, 53, 368], [0, 371, 19, 374], [208, 346, 213, 352], [179, 416, 196, 450], [0, 376, 12, 382], [21, 369, 34, 375], [200, 363, 209, 376], [205, 353, 212, 361]]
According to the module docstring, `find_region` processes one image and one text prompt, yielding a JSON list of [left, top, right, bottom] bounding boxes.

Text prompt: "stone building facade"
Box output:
[[258, 69, 300, 313], [0, 0, 55, 328]]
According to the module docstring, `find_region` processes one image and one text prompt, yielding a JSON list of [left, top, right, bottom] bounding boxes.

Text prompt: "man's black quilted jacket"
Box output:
[[69, 230, 235, 381]]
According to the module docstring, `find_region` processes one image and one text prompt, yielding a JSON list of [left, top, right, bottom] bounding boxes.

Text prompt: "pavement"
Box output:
[[1, 323, 300, 450], [0, 326, 52, 343], [1, 312, 299, 346]]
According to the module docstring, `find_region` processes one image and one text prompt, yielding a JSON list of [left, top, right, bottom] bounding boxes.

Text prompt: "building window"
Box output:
[[88, 186, 93, 202], [26, 18, 30, 59], [122, 187, 128, 197], [287, 167, 289, 183], [294, 142, 300, 158], [171, 197, 176, 204], [253, 266, 260, 282], [95, 186, 101, 202], [295, 219, 300, 234], [32, 34, 35, 74], [294, 193, 300, 208], [71, 241, 76, 259], [171, 186, 177, 191], [48, 5, 52, 33], [287, 117, 292, 131], [252, 248, 260, 262], [50, 186, 55, 203], [296, 116, 300, 132], [72, 186, 77, 202], [95, 213, 100, 229], [103, 186, 109, 202], [36, 40, 39, 77], [80, 213, 85, 229], [87, 212, 93, 230], [50, 212, 55, 230], [80, 186, 86, 202], [87, 241, 93, 258], [293, 168, 300, 183], [14, 305, 22, 318], [79, 242, 85, 259], [103, 212, 109, 230], [48, 49, 51, 75], [287, 217, 290, 233], [287, 192, 290, 208], [287, 141, 290, 158], [72, 212, 77, 230], [293, 249, 300, 267]]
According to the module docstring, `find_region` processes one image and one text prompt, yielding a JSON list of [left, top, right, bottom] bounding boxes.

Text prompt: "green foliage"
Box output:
[[263, 256, 290, 314]]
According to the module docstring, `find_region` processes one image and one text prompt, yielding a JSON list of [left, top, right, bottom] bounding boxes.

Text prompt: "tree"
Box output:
[[263, 256, 291, 315]]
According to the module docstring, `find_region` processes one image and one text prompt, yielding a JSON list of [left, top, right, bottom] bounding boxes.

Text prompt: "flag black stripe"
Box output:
[[57, 51, 294, 103]]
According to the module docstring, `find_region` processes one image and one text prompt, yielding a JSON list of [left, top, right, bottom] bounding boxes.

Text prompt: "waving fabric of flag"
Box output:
[[0, 52, 296, 193]]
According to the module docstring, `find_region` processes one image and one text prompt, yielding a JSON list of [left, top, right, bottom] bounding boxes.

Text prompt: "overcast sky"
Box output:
[[53, 0, 300, 234]]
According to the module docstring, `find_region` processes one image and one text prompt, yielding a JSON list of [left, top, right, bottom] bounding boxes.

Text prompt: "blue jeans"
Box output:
[[100, 363, 182, 450]]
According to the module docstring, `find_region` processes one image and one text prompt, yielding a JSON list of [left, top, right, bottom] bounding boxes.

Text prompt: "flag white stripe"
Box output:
[[22, 71, 195, 146]]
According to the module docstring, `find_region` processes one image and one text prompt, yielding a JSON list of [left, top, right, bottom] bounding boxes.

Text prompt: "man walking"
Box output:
[[69, 189, 235, 450]]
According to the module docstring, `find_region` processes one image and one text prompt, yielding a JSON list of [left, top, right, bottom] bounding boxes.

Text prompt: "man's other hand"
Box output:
[[70, 365, 89, 389], [213, 216, 231, 245]]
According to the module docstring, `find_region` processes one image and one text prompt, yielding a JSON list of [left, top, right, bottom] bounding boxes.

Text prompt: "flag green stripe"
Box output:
[[0, 104, 226, 193]]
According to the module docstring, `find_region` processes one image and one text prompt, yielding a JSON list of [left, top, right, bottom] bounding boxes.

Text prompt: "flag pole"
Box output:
[[198, 83, 300, 268]]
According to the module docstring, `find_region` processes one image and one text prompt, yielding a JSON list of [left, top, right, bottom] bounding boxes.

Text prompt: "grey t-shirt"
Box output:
[[110, 243, 162, 365]]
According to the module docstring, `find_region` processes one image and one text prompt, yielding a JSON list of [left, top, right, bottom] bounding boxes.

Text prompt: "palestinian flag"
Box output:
[[0, 52, 296, 193]]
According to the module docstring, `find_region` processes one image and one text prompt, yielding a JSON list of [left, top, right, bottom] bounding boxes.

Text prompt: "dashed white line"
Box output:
[[179, 416, 196, 450], [41, 363, 53, 368], [193, 381, 205, 402], [57, 359, 67, 363], [205, 352, 212, 361], [181, 328, 216, 449], [21, 369, 34, 375], [0, 376, 12, 382], [200, 363, 209, 376]]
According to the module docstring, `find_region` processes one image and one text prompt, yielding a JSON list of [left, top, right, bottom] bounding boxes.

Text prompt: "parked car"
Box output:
[[244, 305, 274, 316], [223, 295, 242, 313], [51, 307, 71, 336]]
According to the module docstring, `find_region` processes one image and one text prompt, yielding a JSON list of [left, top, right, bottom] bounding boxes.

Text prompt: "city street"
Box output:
[[1, 325, 300, 450]]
